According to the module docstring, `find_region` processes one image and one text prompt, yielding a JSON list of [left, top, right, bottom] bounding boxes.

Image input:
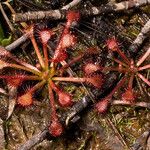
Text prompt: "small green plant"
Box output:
[[0, 23, 12, 46]]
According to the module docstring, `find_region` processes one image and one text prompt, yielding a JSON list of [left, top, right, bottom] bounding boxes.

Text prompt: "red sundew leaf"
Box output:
[[0, 60, 8, 69], [66, 11, 80, 28], [106, 37, 119, 51], [6, 78, 23, 88], [17, 92, 33, 106], [52, 49, 67, 62], [86, 74, 104, 88], [49, 80, 73, 107], [122, 88, 135, 102], [61, 33, 76, 49], [95, 98, 111, 113], [57, 91, 73, 107], [0, 46, 10, 57], [52, 33, 76, 62], [49, 120, 63, 137], [38, 29, 53, 45], [83, 63, 102, 75]]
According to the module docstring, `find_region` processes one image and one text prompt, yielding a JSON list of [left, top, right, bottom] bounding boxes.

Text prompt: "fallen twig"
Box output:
[[7, 87, 17, 120], [132, 130, 150, 150], [0, 119, 5, 150], [5, 33, 29, 51], [62, 0, 81, 10], [112, 100, 150, 109], [129, 19, 150, 54], [0, 3, 14, 32], [106, 117, 131, 149], [13, 0, 150, 22], [17, 129, 48, 150]]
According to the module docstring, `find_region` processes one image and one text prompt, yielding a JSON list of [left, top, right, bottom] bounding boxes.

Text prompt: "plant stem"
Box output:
[[116, 48, 130, 64], [137, 73, 150, 86], [43, 44, 49, 69], [0, 3, 14, 32], [2, 1, 16, 14], [49, 80, 59, 93], [13, 0, 150, 22], [8, 63, 40, 75], [0, 75, 41, 81], [29, 80, 46, 93], [30, 36, 45, 69], [5, 33, 29, 51], [112, 100, 150, 109], [128, 74, 134, 89], [52, 77, 86, 83], [59, 53, 84, 74], [48, 81, 58, 122], [102, 67, 128, 73], [136, 47, 150, 67], [113, 58, 128, 67], [129, 19, 150, 53], [105, 75, 127, 100], [138, 64, 150, 71]]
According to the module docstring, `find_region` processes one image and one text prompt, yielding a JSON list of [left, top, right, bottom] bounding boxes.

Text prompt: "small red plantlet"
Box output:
[[0, 11, 103, 137], [17, 92, 33, 106], [96, 37, 150, 113]]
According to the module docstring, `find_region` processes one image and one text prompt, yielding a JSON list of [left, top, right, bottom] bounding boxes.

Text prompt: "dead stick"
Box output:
[[132, 130, 150, 150], [112, 100, 150, 109], [5, 33, 29, 51], [13, 0, 150, 22], [129, 19, 150, 53], [62, 0, 81, 10], [0, 3, 14, 32], [17, 129, 48, 150]]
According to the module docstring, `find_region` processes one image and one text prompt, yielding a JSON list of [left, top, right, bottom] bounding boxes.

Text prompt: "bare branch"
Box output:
[[17, 129, 48, 150], [5, 33, 29, 51], [62, 0, 81, 10], [0, 3, 14, 32], [13, 0, 150, 22], [132, 130, 150, 150], [0, 119, 5, 150], [129, 19, 150, 53], [112, 100, 150, 109]]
